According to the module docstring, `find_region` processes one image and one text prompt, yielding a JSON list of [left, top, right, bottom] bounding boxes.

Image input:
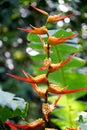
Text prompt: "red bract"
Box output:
[[39, 54, 76, 72], [5, 121, 17, 130], [18, 26, 48, 35], [7, 71, 48, 98], [5, 118, 45, 130], [7, 72, 48, 84], [48, 34, 76, 45], [48, 84, 87, 94]]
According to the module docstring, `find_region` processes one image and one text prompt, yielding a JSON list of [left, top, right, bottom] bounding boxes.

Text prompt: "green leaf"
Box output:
[[27, 33, 41, 43], [49, 95, 87, 129], [0, 89, 28, 122], [53, 29, 74, 37]]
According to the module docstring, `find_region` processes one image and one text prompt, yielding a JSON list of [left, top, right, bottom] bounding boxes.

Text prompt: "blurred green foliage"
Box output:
[[0, 0, 87, 129]]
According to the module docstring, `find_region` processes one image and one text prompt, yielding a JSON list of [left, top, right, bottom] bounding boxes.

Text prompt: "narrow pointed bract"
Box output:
[[18, 26, 48, 35], [7, 72, 48, 84], [30, 5, 48, 16], [5, 118, 45, 130], [39, 54, 76, 72], [30, 5, 74, 23], [5, 121, 17, 130], [48, 84, 87, 94], [47, 14, 74, 23], [48, 53, 76, 72], [48, 34, 76, 45], [5, 121, 28, 129]]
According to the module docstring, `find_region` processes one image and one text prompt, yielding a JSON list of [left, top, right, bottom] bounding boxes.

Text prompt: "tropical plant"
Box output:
[[0, 1, 87, 130]]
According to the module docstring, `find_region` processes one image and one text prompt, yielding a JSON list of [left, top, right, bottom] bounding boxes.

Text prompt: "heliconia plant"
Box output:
[[4, 4, 87, 130]]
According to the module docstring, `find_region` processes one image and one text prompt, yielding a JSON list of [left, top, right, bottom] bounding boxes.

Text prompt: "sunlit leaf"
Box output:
[[0, 89, 28, 122], [49, 95, 87, 130]]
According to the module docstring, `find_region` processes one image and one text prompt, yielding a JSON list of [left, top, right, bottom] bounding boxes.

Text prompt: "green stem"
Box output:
[[45, 34, 51, 103], [55, 46, 73, 127]]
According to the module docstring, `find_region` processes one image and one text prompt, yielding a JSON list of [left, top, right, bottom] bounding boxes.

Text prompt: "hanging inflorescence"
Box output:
[[6, 5, 85, 130]]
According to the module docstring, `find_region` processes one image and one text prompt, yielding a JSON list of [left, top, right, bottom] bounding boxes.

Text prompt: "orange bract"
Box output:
[[18, 26, 48, 35], [30, 5, 48, 16], [31, 84, 47, 99], [48, 84, 87, 94], [48, 34, 76, 45], [47, 14, 74, 23], [39, 54, 76, 72], [30, 5, 74, 24]]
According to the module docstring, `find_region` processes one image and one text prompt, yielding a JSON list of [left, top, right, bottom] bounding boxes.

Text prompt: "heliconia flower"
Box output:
[[39, 54, 76, 72], [42, 95, 61, 122], [30, 5, 74, 24], [48, 84, 87, 95], [22, 70, 47, 99], [5, 118, 45, 130], [46, 13, 74, 23], [18, 26, 48, 35], [48, 53, 76, 72], [30, 5, 48, 16], [7, 71, 48, 84], [48, 34, 77, 45]]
